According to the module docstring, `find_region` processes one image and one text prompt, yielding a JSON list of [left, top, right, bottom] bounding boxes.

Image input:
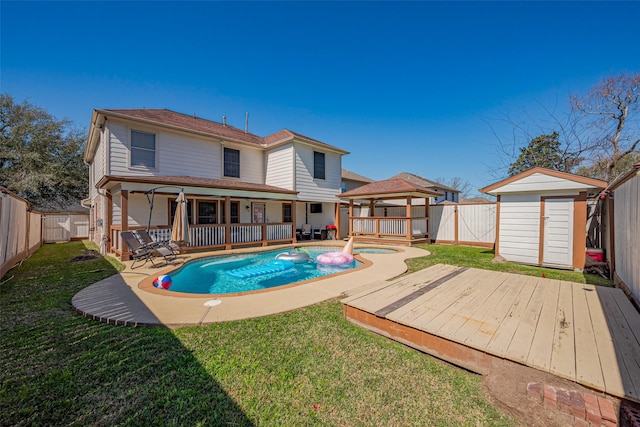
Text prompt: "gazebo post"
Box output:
[[349, 199, 354, 238], [406, 196, 412, 242]]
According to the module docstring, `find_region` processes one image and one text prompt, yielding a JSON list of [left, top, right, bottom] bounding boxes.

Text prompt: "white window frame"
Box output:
[[129, 129, 158, 170]]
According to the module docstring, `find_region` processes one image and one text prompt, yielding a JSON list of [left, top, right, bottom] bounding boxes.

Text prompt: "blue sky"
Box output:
[[2, 1, 639, 196]]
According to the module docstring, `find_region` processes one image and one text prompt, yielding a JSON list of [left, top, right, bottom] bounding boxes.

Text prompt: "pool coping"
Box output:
[[71, 242, 430, 328]]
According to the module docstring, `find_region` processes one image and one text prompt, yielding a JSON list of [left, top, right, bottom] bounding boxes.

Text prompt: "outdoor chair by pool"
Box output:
[[120, 231, 174, 269], [300, 224, 312, 240], [135, 229, 181, 255]]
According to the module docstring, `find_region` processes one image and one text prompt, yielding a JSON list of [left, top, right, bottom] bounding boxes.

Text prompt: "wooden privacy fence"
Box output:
[[430, 203, 497, 248], [606, 163, 640, 305], [42, 213, 90, 242], [0, 187, 42, 279]]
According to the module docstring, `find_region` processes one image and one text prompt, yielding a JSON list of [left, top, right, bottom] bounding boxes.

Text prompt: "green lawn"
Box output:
[[1, 241, 513, 426], [407, 244, 613, 287]]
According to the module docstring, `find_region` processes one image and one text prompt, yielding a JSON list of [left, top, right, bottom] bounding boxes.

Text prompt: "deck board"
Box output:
[[549, 281, 576, 381], [485, 276, 539, 358], [526, 279, 561, 371], [342, 264, 640, 402], [597, 288, 640, 400], [571, 284, 605, 391], [465, 273, 530, 352], [583, 285, 628, 398], [344, 264, 454, 312], [391, 269, 496, 326]]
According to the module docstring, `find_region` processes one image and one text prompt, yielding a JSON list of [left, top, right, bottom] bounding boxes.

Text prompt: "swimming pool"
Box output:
[[164, 247, 361, 295], [355, 247, 398, 254]]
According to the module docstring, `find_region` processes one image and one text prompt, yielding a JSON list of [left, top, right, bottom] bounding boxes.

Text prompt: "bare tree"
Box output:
[[489, 72, 640, 182], [434, 176, 472, 198], [572, 73, 640, 181]]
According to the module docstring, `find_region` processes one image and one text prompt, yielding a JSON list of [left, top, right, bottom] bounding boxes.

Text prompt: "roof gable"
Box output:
[[102, 109, 264, 145], [389, 172, 459, 193], [480, 167, 608, 195], [340, 178, 442, 199], [85, 108, 349, 162]]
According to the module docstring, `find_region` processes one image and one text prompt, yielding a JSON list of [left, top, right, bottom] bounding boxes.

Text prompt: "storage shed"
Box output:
[[480, 168, 607, 270]]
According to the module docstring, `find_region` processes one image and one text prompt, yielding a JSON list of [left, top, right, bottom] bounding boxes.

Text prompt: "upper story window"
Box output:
[[130, 130, 156, 168], [314, 151, 325, 179], [341, 182, 347, 193], [224, 147, 240, 178]]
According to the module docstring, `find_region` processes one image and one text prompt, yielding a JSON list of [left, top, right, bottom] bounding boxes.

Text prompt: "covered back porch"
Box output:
[[97, 175, 337, 260], [340, 178, 442, 246]]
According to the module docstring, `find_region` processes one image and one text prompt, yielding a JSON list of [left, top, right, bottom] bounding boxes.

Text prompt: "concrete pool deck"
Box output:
[[72, 242, 430, 328]]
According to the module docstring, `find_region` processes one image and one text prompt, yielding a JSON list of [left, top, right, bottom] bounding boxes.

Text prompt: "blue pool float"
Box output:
[[226, 260, 295, 279]]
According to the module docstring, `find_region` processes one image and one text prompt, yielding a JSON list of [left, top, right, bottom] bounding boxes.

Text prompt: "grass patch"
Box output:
[[1, 241, 514, 426], [407, 244, 613, 287]]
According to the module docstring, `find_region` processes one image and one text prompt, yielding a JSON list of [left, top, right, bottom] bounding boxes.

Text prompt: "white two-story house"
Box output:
[[83, 109, 348, 259]]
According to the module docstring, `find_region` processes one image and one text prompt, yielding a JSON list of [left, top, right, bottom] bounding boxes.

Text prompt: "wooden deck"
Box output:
[[342, 264, 640, 402]]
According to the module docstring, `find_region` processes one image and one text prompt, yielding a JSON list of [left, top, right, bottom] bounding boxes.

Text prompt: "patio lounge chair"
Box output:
[[135, 229, 181, 255], [300, 224, 312, 240], [120, 231, 174, 269]]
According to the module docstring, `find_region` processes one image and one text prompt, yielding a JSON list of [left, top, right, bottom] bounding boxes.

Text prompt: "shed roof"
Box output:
[[340, 178, 442, 200], [479, 167, 608, 195]]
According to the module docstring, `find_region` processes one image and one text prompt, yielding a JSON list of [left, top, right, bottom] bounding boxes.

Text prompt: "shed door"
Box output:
[[542, 199, 573, 267]]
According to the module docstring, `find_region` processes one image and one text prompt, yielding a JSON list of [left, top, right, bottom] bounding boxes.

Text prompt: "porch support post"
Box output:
[[121, 190, 130, 261], [349, 199, 354, 238], [106, 191, 112, 252], [368, 199, 375, 217], [573, 191, 587, 270], [425, 197, 430, 241], [292, 201, 297, 243], [224, 196, 231, 250], [334, 202, 340, 240], [406, 196, 412, 242]]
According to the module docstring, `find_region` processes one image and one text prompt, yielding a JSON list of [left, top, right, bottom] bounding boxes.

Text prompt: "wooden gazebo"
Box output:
[[339, 178, 442, 246]]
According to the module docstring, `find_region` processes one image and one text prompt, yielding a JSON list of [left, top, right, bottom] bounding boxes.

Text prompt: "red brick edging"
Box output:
[[527, 382, 618, 426]]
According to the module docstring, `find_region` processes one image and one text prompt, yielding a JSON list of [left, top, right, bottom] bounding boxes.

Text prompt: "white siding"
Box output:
[[307, 202, 335, 230], [109, 122, 130, 175], [294, 144, 342, 202], [430, 205, 456, 241], [235, 144, 264, 184], [499, 194, 540, 265], [491, 173, 593, 194], [265, 144, 294, 189], [108, 120, 262, 180], [162, 133, 222, 179], [90, 133, 106, 199], [614, 171, 640, 301], [458, 204, 496, 244]]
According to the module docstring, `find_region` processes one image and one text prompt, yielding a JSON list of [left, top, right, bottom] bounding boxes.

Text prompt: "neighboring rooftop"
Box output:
[[341, 169, 374, 183]]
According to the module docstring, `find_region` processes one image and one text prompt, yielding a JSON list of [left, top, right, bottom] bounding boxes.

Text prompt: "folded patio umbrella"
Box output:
[[171, 191, 190, 245]]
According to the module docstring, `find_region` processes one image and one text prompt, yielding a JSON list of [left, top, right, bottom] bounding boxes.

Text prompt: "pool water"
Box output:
[[166, 247, 361, 295], [355, 247, 398, 254]]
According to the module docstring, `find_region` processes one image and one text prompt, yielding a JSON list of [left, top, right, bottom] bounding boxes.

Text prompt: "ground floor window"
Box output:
[[169, 200, 193, 225], [282, 203, 292, 223], [198, 201, 217, 224], [221, 201, 240, 224]]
